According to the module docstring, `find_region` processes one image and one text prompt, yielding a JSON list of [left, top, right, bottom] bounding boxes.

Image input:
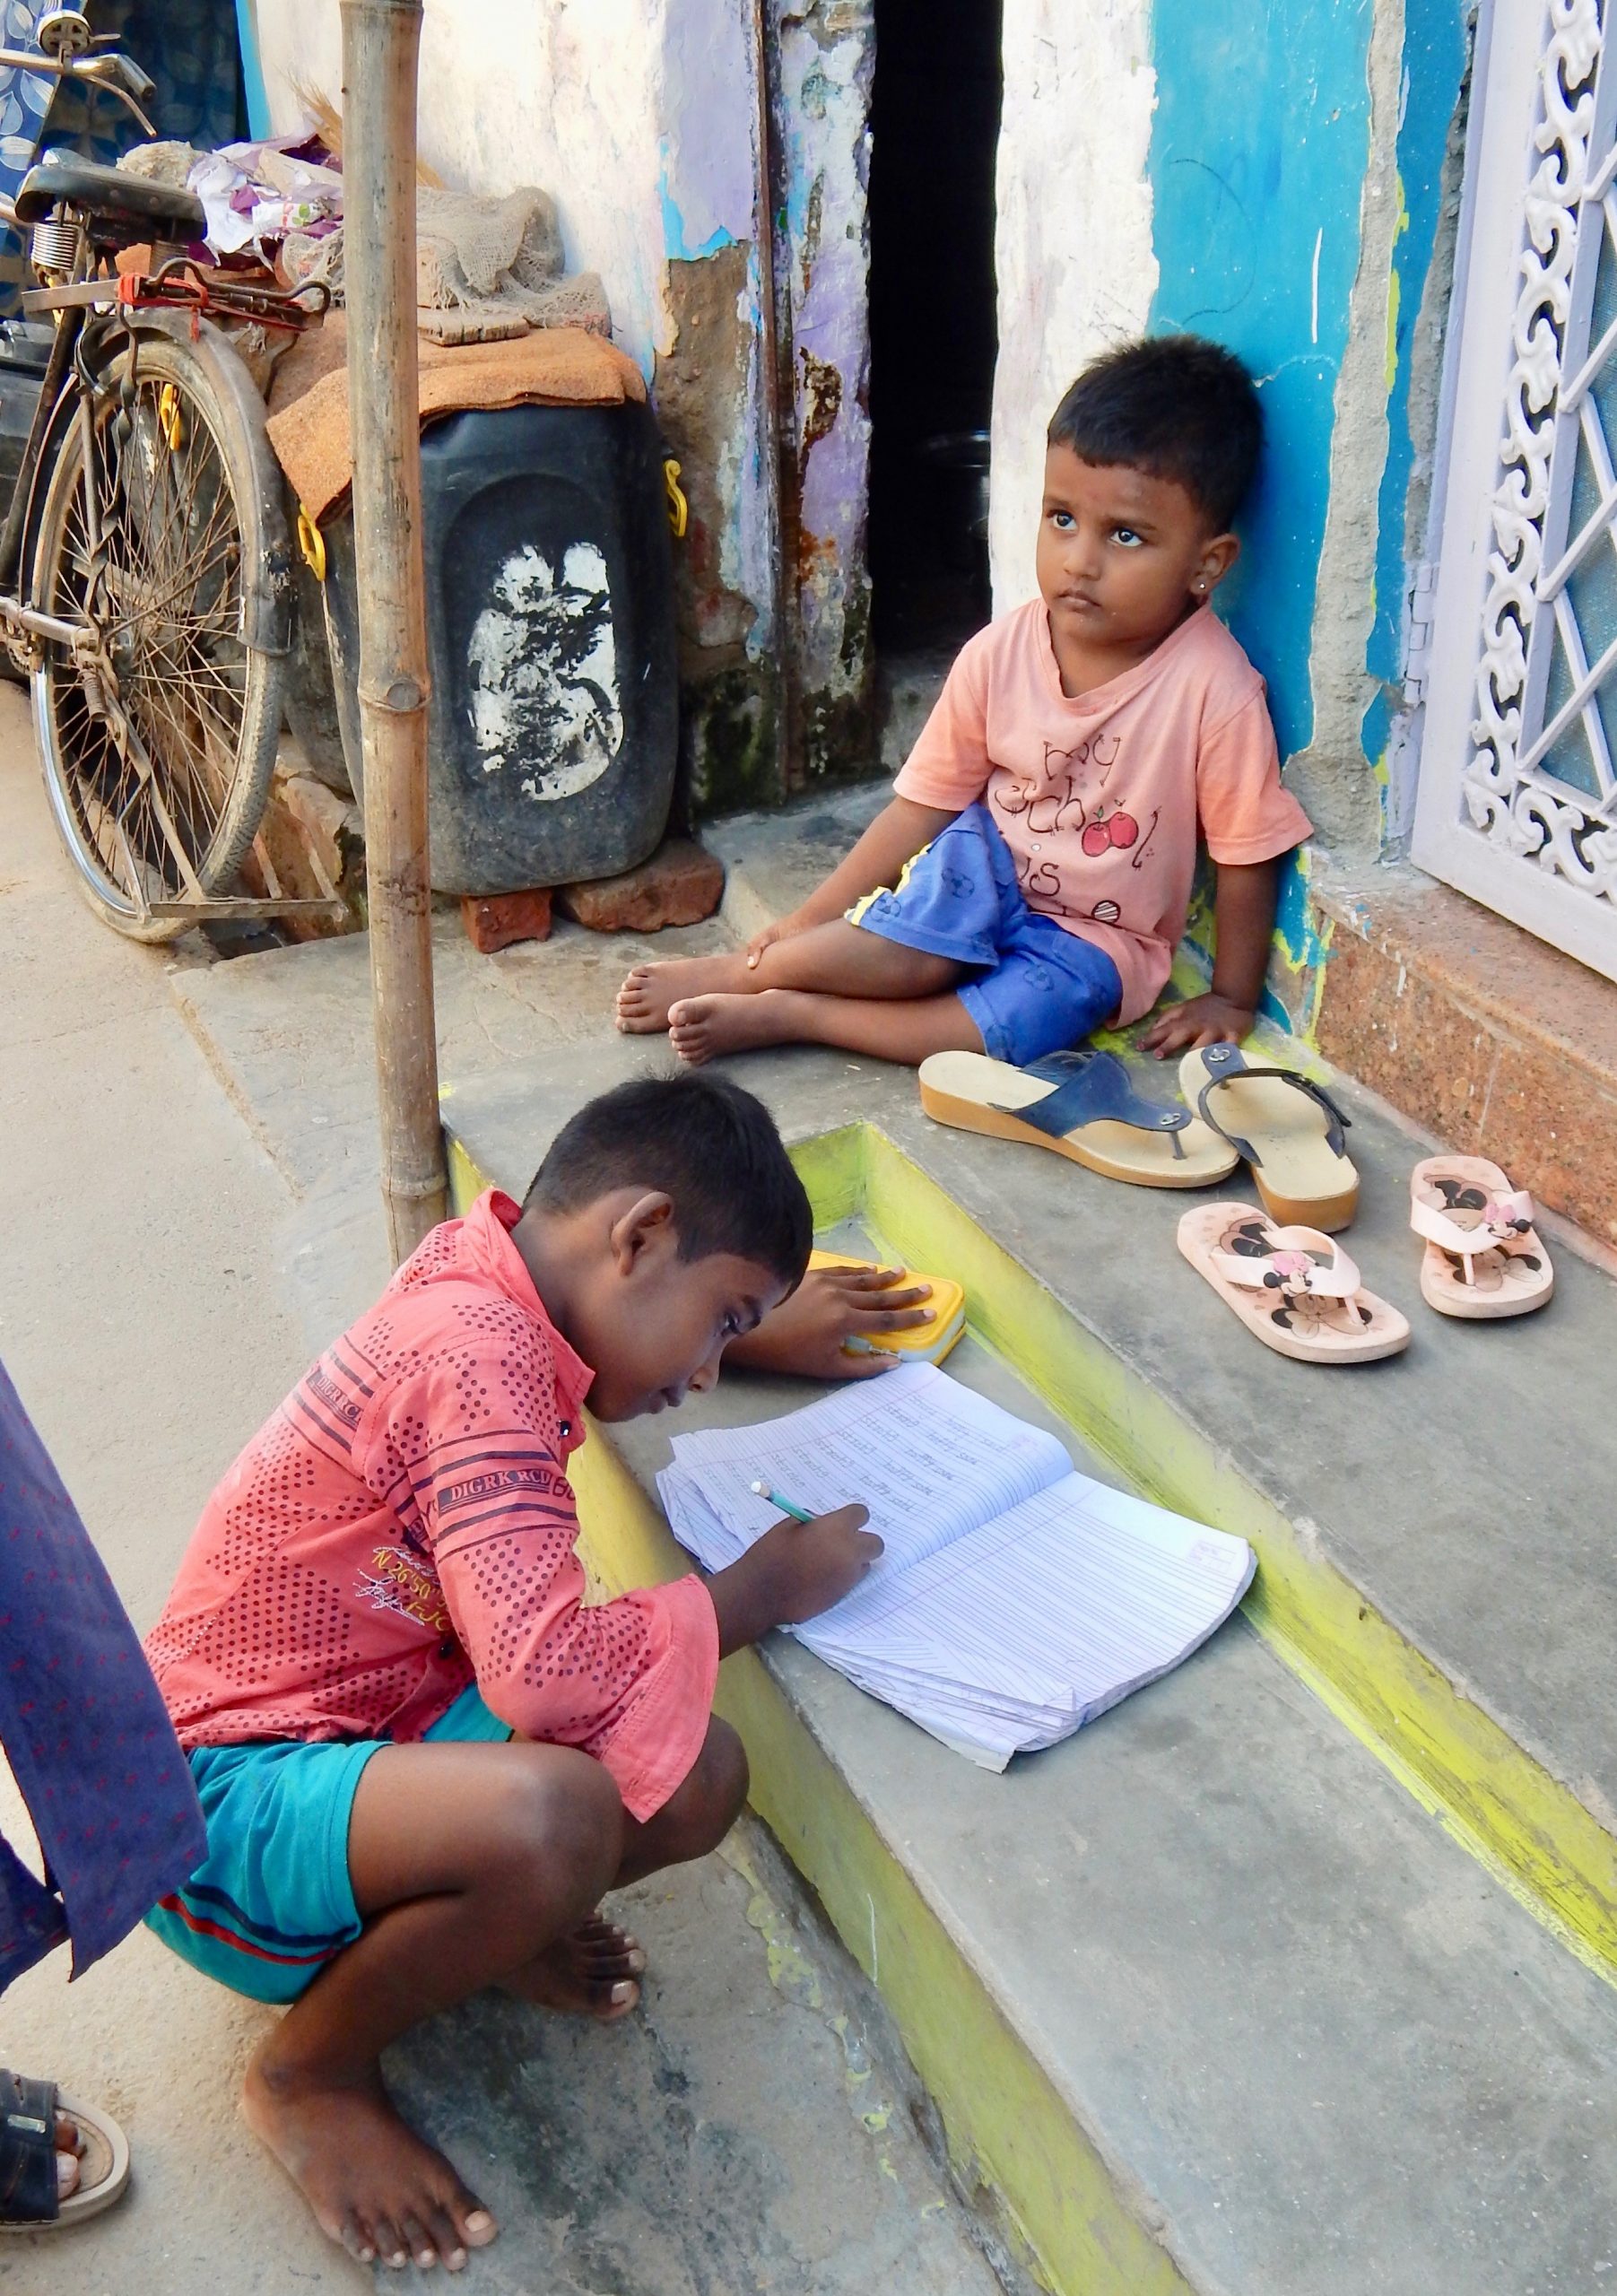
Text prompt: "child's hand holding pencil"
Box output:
[[707, 1492, 881, 1653]]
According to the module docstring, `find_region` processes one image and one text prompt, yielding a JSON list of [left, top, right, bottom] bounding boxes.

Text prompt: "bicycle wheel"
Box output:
[[30, 329, 283, 941]]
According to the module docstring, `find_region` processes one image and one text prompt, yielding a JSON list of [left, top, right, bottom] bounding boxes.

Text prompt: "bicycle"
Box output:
[[0, 8, 342, 940]]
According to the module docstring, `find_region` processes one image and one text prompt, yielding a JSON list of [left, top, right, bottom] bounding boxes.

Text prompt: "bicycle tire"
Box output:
[[29, 329, 284, 942]]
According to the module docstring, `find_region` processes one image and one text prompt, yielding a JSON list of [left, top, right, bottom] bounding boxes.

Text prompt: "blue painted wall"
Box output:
[[1361, 0, 1470, 835], [1146, 0, 1376, 767], [1145, 0, 1465, 806]]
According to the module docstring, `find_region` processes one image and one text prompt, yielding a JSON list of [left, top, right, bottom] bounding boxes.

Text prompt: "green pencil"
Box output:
[[749, 1478, 814, 1524]]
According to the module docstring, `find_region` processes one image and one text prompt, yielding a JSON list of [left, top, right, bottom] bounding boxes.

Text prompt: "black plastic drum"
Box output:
[[322, 397, 678, 895]]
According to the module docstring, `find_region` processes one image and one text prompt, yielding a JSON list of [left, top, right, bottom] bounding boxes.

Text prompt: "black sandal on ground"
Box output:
[[0, 2070, 130, 2231]]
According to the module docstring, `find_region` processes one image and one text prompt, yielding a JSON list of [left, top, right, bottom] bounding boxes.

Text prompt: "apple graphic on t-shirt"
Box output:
[[1080, 807, 1140, 856]]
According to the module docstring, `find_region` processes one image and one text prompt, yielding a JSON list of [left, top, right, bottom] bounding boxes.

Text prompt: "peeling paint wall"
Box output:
[[258, 0, 1473, 868], [1144, 0, 1470, 872], [774, 0, 877, 785], [261, 1, 674, 377], [259, 0, 783, 813]]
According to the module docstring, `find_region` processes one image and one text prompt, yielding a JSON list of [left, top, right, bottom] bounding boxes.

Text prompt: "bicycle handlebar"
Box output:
[[0, 45, 155, 135]]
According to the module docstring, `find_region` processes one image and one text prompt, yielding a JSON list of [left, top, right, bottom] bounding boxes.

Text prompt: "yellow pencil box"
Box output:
[[807, 1249, 968, 1367]]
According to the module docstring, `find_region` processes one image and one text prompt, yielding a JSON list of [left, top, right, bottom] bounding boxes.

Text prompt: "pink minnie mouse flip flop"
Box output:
[[1409, 1157, 1553, 1319], [1178, 1204, 1411, 1364]]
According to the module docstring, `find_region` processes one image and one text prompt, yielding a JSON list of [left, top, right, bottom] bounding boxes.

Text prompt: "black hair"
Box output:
[[1047, 335, 1263, 531], [523, 1071, 813, 1289]]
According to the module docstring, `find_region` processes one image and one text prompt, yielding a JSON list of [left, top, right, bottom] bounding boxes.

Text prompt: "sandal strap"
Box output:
[[1213, 1223, 1361, 1302], [1000, 1048, 1190, 1155], [1411, 1187, 1536, 1275], [0, 2070, 59, 2223], [1193, 1044, 1351, 1168]]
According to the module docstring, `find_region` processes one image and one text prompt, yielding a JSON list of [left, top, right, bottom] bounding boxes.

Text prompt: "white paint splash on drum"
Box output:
[[466, 542, 624, 803]]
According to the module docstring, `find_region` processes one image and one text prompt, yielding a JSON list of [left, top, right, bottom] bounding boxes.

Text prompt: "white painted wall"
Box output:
[[256, 0, 754, 385], [989, 0, 1159, 612], [256, 0, 777, 648]]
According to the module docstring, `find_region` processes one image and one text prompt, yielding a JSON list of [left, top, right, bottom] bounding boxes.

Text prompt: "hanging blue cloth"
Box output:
[[0, 1359, 204, 1989], [0, 0, 249, 313]]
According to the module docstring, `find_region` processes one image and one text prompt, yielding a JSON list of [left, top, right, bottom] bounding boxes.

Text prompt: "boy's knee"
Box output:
[[498, 1746, 624, 1894], [680, 1717, 749, 1848]]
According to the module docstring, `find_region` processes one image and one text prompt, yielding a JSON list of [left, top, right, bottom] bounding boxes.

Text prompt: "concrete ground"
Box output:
[[0, 685, 1007, 2296]]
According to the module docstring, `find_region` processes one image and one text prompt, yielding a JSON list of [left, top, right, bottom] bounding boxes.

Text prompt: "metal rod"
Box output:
[[339, 0, 448, 1260], [0, 601, 90, 647]]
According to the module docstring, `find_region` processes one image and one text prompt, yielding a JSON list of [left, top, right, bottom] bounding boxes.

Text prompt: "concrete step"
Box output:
[[170, 862, 1617, 2292], [705, 795, 1617, 1986], [441, 1063, 1617, 2294]]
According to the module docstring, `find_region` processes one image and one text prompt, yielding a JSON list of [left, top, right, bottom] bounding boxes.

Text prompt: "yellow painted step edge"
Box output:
[[572, 1431, 1194, 2296], [448, 1121, 1617, 1984], [851, 1124, 1617, 1989]]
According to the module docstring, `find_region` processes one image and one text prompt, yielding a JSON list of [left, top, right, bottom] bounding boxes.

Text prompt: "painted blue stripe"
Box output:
[[234, 0, 271, 141]]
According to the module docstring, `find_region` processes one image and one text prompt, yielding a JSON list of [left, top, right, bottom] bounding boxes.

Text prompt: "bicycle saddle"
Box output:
[[14, 153, 204, 239]]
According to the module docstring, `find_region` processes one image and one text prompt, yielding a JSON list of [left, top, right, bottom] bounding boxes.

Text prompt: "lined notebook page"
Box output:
[[658, 1364, 1255, 1767], [802, 1471, 1255, 1750], [660, 1362, 1071, 1577]]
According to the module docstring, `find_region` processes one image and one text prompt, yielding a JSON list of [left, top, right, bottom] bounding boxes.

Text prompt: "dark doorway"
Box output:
[[866, 0, 1003, 661]]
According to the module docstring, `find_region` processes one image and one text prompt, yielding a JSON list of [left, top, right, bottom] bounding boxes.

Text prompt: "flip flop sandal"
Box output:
[[1178, 1042, 1360, 1231], [1178, 1204, 1411, 1363], [918, 1046, 1239, 1188], [1409, 1156, 1554, 1320], [0, 2071, 130, 2231]]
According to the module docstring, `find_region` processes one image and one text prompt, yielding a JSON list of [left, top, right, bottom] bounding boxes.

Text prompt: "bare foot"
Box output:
[[506, 1912, 646, 2019], [615, 952, 753, 1033], [55, 2118, 81, 2200], [244, 2047, 497, 2272], [669, 989, 800, 1065]]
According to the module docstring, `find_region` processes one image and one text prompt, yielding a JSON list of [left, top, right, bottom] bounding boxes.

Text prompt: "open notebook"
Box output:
[[657, 1362, 1255, 1769]]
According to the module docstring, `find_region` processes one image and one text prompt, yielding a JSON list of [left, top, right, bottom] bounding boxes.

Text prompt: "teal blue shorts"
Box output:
[[145, 1683, 512, 2005]]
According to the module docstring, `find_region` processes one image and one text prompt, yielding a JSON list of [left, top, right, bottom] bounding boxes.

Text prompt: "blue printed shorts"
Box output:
[[848, 803, 1123, 1066], [145, 1683, 512, 2005]]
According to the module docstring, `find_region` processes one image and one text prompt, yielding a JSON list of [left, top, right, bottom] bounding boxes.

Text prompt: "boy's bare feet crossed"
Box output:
[[616, 952, 755, 1033]]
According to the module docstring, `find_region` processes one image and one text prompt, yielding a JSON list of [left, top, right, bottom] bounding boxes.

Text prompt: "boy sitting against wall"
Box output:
[[143, 1074, 900, 2274], [616, 335, 1310, 1068]]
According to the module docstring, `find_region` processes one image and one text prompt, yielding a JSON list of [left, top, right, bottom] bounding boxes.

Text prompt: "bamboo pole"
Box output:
[[339, 0, 448, 1261], [746, 0, 797, 792]]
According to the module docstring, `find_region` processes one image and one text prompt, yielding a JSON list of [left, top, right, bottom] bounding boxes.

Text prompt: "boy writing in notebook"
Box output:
[[143, 1074, 890, 2274], [616, 335, 1311, 1068]]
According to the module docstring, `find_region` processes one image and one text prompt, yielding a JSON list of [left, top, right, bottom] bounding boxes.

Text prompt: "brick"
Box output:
[[239, 765, 365, 941], [556, 839, 725, 934], [460, 888, 552, 954], [1310, 871, 1617, 1245]]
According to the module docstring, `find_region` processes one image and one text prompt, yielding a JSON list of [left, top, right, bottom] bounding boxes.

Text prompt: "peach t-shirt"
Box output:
[[893, 600, 1312, 1025]]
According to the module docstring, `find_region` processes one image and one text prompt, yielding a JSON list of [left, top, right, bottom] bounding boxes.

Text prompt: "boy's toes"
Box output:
[[458, 2201, 497, 2249], [400, 2211, 440, 2268], [341, 2213, 378, 2266], [372, 2213, 410, 2269], [425, 2202, 469, 2270], [614, 966, 670, 1034], [667, 1001, 709, 1065]]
